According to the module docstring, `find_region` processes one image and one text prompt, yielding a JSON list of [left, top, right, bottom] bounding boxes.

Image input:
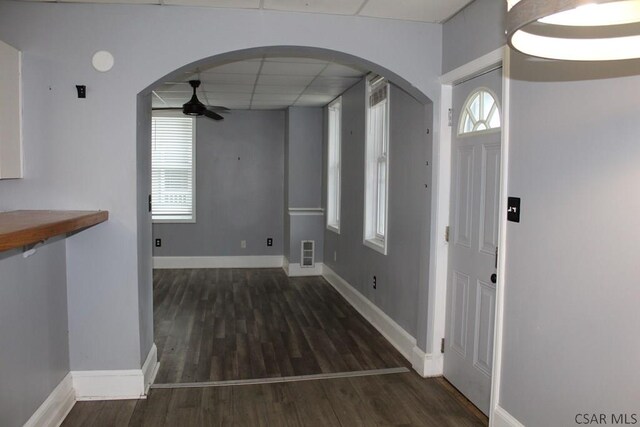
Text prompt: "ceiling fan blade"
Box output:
[[203, 109, 224, 121], [206, 105, 231, 112], [152, 107, 182, 110]]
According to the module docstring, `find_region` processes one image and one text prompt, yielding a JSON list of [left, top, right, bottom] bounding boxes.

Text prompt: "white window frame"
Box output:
[[151, 113, 196, 223], [326, 97, 342, 234], [458, 87, 501, 137], [363, 76, 390, 255]]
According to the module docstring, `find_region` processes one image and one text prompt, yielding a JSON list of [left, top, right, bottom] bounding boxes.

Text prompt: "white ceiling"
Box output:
[[18, 0, 474, 23], [152, 56, 367, 110]]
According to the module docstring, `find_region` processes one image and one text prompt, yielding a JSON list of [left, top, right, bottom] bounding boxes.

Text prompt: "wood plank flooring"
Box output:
[[153, 268, 408, 384], [62, 372, 488, 427]]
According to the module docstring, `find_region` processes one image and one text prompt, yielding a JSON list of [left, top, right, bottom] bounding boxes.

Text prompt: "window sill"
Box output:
[[327, 224, 340, 235], [152, 218, 196, 224], [363, 237, 387, 255]]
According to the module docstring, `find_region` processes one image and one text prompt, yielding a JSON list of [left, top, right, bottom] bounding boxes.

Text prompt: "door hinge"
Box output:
[[441, 338, 445, 354], [445, 226, 450, 243], [448, 108, 453, 127]]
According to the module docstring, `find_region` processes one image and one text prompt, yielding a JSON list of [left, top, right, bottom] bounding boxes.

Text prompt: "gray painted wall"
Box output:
[[0, 0, 440, 373], [285, 107, 325, 264], [442, 0, 505, 74], [323, 80, 431, 337], [0, 240, 70, 427], [499, 53, 640, 426], [153, 110, 285, 256], [286, 107, 323, 209]]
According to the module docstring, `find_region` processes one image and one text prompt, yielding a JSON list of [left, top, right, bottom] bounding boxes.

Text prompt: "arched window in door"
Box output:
[[458, 88, 501, 135]]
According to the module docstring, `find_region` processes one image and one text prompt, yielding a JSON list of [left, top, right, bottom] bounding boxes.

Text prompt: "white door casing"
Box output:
[[444, 68, 502, 415]]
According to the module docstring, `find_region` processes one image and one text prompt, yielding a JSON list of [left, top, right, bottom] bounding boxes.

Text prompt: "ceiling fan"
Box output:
[[152, 80, 229, 121]]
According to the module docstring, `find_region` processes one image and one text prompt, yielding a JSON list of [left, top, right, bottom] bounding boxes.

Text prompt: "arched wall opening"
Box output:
[[0, 1, 446, 390], [136, 45, 436, 376]]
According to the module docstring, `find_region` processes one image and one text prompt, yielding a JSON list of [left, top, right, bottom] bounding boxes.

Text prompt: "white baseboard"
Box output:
[[322, 265, 417, 366], [492, 405, 525, 427], [411, 346, 443, 377], [72, 370, 145, 401], [24, 372, 75, 427], [153, 256, 284, 269], [283, 257, 290, 275], [141, 344, 159, 394], [286, 262, 324, 277], [72, 344, 158, 401]]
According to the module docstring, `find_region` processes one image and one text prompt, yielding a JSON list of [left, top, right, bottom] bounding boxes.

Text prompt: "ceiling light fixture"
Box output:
[[506, 0, 640, 61]]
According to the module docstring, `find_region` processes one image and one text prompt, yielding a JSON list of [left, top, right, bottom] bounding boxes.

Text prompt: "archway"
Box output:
[[136, 45, 435, 386]]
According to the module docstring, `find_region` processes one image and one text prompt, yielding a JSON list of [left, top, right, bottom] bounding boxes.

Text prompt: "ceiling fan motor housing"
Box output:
[[183, 80, 205, 116]]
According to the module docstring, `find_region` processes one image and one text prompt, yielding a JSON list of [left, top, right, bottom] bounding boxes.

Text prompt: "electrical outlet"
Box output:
[[241, 240, 246, 249], [267, 238, 273, 247], [155, 238, 161, 247], [373, 275, 377, 289]]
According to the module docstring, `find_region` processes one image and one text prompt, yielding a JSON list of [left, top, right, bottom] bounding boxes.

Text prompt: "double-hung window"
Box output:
[[326, 97, 342, 233], [363, 76, 390, 254], [151, 115, 196, 222]]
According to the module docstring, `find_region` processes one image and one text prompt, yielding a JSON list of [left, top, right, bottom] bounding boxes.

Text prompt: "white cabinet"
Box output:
[[0, 40, 22, 179]]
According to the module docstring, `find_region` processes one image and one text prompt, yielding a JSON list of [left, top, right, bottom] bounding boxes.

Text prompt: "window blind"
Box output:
[[151, 116, 195, 221]]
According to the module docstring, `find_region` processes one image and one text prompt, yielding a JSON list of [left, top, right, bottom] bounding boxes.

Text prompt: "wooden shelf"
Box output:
[[0, 210, 109, 252]]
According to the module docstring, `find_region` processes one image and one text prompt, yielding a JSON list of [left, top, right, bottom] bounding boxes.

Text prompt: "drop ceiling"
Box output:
[[17, 0, 474, 24], [153, 56, 367, 110]]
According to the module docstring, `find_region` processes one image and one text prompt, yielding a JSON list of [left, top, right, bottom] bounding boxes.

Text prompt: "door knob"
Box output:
[[491, 273, 497, 284]]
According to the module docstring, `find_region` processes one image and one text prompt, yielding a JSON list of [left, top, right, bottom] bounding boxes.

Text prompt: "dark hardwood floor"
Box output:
[[153, 268, 407, 384], [62, 372, 488, 426], [61, 268, 488, 426]]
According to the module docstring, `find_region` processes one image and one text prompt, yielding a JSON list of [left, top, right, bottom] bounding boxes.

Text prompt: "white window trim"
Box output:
[[362, 77, 390, 256], [326, 97, 342, 234], [151, 113, 197, 224]]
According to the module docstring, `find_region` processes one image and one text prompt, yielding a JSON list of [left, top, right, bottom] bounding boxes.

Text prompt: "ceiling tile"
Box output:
[[359, 0, 473, 23], [260, 61, 327, 76], [201, 61, 262, 75], [199, 74, 257, 85], [252, 94, 299, 102], [201, 84, 255, 94], [263, 0, 365, 15], [303, 87, 345, 96], [257, 75, 315, 86], [308, 76, 361, 91], [208, 94, 252, 102], [253, 84, 307, 95], [321, 63, 365, 78], [163, 0, 260, 8]]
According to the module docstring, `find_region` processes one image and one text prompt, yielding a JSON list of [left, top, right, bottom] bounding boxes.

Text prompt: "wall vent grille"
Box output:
[[301, 240, 315, 268]]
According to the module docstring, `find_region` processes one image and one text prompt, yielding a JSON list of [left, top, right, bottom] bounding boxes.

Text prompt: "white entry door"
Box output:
[[444, 67, 502, 415]]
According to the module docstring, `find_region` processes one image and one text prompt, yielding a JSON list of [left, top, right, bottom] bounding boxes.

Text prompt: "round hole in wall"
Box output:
[[92, 50, 114, 72]]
